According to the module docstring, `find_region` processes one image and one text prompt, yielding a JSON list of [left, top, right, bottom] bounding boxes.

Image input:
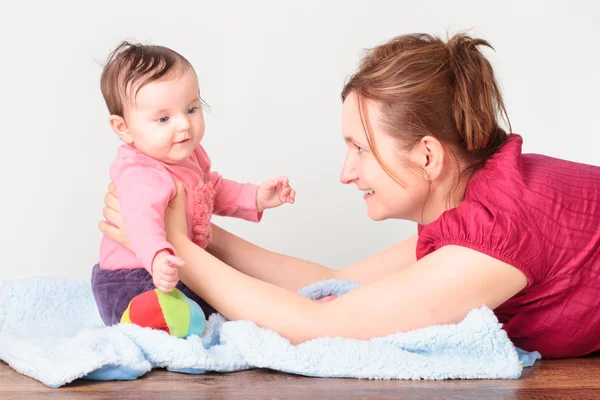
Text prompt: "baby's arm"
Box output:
[[195, 146, 263, 222], [210, 170, 264, 221], [111, 156, 182, 290]]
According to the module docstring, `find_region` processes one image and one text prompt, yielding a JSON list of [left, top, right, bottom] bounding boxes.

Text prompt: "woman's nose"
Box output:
[[340, 155, 358, 184]]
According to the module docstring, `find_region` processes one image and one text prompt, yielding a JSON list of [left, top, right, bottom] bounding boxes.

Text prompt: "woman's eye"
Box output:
[[355, 144, 366, 154]]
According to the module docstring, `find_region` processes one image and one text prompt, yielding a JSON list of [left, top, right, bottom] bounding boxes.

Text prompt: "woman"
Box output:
[[100, 33, 600, 358]]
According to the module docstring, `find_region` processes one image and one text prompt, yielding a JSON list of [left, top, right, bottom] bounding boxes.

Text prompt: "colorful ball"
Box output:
[[120, 288, 205, 338]]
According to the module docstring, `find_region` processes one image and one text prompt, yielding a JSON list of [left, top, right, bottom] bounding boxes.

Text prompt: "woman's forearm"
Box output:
[[205, 224, 338, 291]]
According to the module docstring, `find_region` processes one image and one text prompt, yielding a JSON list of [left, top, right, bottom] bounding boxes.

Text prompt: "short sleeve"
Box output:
[[416, 200, 545, 287]]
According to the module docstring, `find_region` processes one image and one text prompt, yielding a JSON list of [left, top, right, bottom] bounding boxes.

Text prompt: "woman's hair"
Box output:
[[100, 41, 194, 117], [341, 32, 511, 188]]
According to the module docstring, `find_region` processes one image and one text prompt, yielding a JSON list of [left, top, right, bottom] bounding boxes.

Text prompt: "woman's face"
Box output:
[[340, 92, 430, 222]]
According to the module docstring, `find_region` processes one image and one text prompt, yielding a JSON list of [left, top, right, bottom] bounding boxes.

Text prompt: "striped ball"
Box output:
[[120, 288, 205, 338]]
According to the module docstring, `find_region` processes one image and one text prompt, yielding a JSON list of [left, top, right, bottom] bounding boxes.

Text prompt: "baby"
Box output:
[[91, 42, 295, 336]]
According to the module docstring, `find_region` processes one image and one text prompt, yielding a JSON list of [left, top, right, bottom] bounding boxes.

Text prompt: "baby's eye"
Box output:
[[157, 116, 169, 123], [187, 107, 198, 114]]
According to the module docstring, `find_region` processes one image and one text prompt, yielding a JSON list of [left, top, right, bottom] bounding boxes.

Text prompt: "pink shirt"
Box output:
[[417, 134, 600, 358], [100, 144, 262, 273]]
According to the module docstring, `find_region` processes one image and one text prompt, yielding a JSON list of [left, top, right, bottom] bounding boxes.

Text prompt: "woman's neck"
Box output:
[[420, 167, 471, 226]]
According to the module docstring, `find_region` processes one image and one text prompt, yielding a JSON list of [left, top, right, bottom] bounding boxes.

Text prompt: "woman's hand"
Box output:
[[316, 295, 337, 303], [99, 182, 133, 252]]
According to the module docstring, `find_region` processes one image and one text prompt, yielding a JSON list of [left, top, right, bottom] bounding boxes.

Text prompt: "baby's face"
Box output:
[[123, 67, 204, 164]]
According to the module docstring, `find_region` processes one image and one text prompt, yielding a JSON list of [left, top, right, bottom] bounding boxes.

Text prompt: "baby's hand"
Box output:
[[256, 176, 296, 212], [152, 249, 183, 292]]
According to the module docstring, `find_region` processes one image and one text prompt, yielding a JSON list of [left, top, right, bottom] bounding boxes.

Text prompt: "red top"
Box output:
[[417, 134, 600, 358]]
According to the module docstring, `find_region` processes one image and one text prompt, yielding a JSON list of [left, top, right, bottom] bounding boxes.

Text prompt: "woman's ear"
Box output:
[[109, 115, 133, 144], [416, 135, 445, 181]]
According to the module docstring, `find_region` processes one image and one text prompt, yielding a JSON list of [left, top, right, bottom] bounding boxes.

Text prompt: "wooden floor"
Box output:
[[1, 356, 599, 399]]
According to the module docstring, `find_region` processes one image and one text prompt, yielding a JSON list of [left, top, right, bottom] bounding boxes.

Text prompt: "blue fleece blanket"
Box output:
[[0, 277, 540, 388]]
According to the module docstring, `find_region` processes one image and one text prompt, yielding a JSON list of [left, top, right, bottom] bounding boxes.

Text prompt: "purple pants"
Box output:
[[91, 264, 216, 326]]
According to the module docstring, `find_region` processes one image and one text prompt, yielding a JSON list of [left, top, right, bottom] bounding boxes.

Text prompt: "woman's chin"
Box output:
[[366, 206, 387, 221]]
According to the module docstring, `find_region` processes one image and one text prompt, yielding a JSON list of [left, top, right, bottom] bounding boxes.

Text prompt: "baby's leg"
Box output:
[[91, 264, 154, 326], [91, 264, 206, 337]]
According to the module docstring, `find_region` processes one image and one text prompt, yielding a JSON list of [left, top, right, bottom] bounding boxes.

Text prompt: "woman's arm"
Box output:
[[206, 223, 338, 291], [175, 233, 527, 344], [208, 227, 419, 287], [336, 233, 418, 283], [165, 182, 527, 344]]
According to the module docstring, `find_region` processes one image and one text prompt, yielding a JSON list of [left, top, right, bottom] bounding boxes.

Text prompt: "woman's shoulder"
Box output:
[[417, 135, 544, 283], [418, 133, 600, 284]]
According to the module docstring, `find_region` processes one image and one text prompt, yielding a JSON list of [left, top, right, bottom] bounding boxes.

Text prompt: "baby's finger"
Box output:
[[158, 265, 179, 279], [157, 278, 177, 291], [166, 256, 185, 268], [288, 189, 296, 203], [279, 186, 291, 196], [160, 266, 179, 277], [163, 275, 179, 285], [156, 284, 172, 293], [265, 178, 279, 187]]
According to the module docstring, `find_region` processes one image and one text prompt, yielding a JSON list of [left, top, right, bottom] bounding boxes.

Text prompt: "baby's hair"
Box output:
[[100, 41, 195, 117]]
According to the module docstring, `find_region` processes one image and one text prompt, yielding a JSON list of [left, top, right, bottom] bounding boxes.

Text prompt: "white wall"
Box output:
[[0, 0, 598, 281]]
